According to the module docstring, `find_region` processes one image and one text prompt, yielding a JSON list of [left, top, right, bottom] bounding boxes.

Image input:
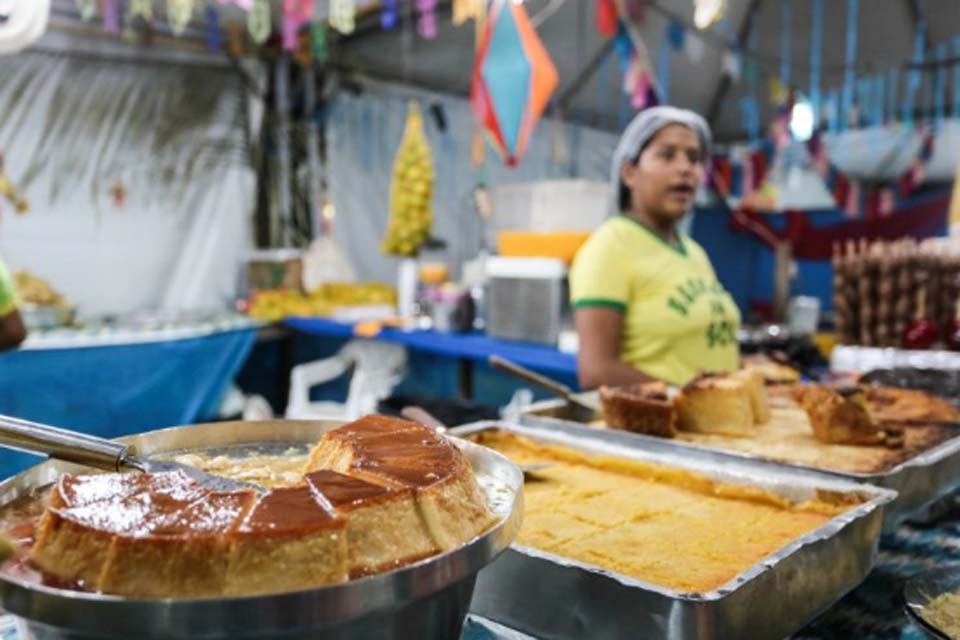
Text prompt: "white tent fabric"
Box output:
[[0, 51, 256, 315]]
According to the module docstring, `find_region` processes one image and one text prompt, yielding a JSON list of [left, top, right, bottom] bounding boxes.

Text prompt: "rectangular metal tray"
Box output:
[[456, 421, 895, 640], [517, 393, 960, 532]]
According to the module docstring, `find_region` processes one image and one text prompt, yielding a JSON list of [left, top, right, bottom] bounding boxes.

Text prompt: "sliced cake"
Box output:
[[733, 368, 771, 424], [797, 385, 903, 448], [675, 373, 756, 437], [599, 382, 677, 437]]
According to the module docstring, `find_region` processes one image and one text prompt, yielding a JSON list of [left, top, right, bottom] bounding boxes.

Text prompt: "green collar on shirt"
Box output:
[[619, 214, 687, 257]]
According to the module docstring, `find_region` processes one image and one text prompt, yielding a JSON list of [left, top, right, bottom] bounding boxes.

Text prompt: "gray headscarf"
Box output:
[[610, 106, 712, 192]]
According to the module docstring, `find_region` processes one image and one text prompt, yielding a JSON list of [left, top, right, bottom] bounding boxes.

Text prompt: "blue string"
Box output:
[[888, 67, 899, 123], [826, 90, 840, 133], [780, 0, 791, 89], [658, 25, 672, 104], [934, 42, 947, 129], [954, 36, 960, 119], [875, 73, 885, 126], [842, 0, 859, 131], [903, 19, 925, 126], [810, 0, 823, 127]]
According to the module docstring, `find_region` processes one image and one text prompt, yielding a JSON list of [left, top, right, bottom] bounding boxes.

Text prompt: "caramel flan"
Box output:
[[28, 416, 495, 598], [305, 416, 496, 550]]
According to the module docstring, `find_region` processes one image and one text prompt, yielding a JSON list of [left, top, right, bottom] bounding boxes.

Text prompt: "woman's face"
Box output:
[[621, 124, 704, 225]]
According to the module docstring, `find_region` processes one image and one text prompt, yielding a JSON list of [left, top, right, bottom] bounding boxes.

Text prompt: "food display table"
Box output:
[[0, 314, 258, 478]]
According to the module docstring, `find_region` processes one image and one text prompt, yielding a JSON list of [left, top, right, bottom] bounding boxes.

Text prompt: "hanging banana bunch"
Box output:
[[382, 102, 435, 257]]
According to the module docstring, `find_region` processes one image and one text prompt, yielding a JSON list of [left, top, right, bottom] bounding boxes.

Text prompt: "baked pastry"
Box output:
[[741, 354, 801, 384], [797, 385, 903, 448], [30, 416, 495, 598], [862, 386, 960, 423], [599, 382, 677, 437], [733, 369, 771, 424], [675, 373, 757, 437]]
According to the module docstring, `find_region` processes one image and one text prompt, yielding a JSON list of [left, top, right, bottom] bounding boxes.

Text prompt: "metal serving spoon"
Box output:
[[0, 413, 264, 493]]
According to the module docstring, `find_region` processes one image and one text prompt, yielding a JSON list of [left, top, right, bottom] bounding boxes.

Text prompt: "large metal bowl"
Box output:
[[0, 420, 524, 640]]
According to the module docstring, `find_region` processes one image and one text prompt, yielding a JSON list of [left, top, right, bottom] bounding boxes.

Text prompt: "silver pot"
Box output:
[[0, 420, 524, 640]]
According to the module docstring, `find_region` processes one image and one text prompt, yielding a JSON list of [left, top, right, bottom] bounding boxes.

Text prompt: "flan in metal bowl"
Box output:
[[0, 420, 524, 640]]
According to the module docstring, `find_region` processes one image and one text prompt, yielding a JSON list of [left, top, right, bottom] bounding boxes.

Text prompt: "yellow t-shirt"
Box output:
[[0, 259, 16, 317], [570, 216, 741, 386]]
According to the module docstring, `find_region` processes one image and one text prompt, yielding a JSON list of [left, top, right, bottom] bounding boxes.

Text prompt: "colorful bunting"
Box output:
[[453, 0, 484, 26], [167, 0, 194, 36], [102, 0, 120, 33], [76, 0, 96, 22], [330, 0, 356, 35], [247, 0, 270, 44], [667, 19, 684, 50], [417, 0, 438, 39], [219, 0, 253, 11], [311, 22, 328, 62], [128, 0, 153, 20], [205, 5, 222, 51], [596, 0, 618, 38], [281, 0, 312, 51], [381, 0, 399, 30]]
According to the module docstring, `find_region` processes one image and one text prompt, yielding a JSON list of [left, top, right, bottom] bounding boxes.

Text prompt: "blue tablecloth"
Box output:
[[284, 317, 578, 377], [0, 327, 257, 478]]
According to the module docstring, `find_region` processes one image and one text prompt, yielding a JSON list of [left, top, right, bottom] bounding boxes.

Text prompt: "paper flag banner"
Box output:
[[248, 0, 270, 44], [167, 0, 194, 36], [453, 0, 483, 25], [312, 22, 328, 61], [76, 0, 96, 21], [205, 5, 221, 51], [381, 0, 399, 30], [219, 0, 253, 10], [417, 0, 438, 39], [330, 0, 356, 34], [102, 0, 120, 33], [723, 51, 740, 80], [282, 0, 312, 50], [768, 76, 788, 105], [684, 32, 705, 61], [667, 19, 684, 50], [128, 0, 152, 20], [596, 0, 617, 37], [470, 0, 559, 166]]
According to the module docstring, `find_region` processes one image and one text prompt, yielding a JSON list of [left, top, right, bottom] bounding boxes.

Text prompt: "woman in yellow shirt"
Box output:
[[570, 107, 740, 388]]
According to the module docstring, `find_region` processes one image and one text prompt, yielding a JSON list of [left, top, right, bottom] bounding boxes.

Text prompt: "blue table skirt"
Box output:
[[283, 317, 578, 378], [0, 328, 256, 478]]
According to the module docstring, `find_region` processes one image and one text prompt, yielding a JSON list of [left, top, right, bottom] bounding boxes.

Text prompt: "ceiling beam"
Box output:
[[550, 35, 618, 115], [705, 0, 763, 127]]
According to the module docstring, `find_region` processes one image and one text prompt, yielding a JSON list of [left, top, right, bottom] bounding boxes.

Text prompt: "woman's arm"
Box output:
[[0, 309, 26, 352], [574, 307, 654, 389]]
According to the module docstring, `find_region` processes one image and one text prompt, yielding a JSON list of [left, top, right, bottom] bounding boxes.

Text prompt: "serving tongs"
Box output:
[[0, 413, 264, 492], [488, 355, 601, 414]]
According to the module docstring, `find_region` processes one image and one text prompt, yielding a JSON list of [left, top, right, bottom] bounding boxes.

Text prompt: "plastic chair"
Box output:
[[285, 340, 408, 420]]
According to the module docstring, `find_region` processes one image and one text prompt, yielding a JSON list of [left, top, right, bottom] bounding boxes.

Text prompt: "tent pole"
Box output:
[[706, 0, 763, 127]]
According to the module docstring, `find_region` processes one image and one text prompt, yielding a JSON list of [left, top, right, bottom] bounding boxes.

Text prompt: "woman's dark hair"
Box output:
[[617, 149, 644, 213]]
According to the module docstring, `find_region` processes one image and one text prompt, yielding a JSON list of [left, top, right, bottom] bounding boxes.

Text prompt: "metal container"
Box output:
[[454, 421, 895, 640], [520, 393, 960, 532], [0, 420, 524, 640], [485, 257, 565, 346]]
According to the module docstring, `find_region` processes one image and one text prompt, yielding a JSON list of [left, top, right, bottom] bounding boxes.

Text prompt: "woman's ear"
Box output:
[[621, 161, 640, 190]]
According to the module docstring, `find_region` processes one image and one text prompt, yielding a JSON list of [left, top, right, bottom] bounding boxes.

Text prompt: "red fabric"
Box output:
[[833, 174, 849, 207], [596, 0, 618, 37], [728, 194, 951, 260], [750, 151, 767, 188]]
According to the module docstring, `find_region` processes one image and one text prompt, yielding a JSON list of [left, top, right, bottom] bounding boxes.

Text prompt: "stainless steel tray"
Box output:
[[454, 421, 896, 640], [0, 420, 524, 640], [519, 392, 960, 531]]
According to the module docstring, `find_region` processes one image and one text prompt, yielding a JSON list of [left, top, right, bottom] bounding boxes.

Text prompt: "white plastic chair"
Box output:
[[285, 340, 408, 420]]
